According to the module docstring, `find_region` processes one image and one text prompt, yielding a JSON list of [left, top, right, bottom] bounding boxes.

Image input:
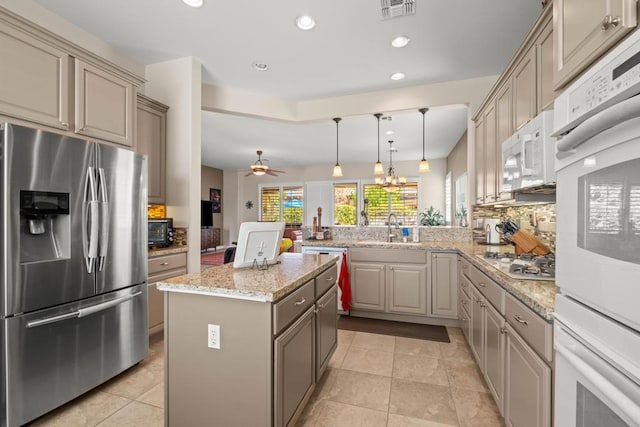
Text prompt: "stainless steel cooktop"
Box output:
[[476, 251, 555, 281]]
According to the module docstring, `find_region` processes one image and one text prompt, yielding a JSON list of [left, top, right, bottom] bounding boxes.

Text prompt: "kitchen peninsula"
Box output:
[[157, 253, 338, 427]]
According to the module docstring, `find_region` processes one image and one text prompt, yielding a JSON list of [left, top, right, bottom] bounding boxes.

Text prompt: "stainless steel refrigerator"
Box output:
[[0, 123, 148, 426]]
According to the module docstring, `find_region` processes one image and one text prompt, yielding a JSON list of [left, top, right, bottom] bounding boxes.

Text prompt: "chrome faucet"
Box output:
[[387, 213, 399, 242]]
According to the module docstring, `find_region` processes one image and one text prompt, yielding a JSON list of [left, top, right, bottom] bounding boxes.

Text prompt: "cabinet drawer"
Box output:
[[469, 265, 505, 314], [459, 284, 471, 315], [349, 248, 427, 263], [315, 263, 338, 298], [505, 293, 553, 363], [273, 280, 315, 335], [148, 253, 187, 275], [459, 273, 471, 298]]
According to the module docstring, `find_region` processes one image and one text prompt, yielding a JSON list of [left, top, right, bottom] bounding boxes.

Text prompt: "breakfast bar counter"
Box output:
[[157, 253, 339, 427]]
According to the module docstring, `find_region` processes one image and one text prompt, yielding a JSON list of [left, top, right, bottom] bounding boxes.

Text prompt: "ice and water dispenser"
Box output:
[[20, 190, 71, 263]]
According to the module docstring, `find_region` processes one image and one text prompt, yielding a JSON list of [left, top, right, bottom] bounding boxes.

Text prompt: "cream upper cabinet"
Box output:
[[513, 46, 536, 131], [495, 81, 513, 201], [0, 23, 70, 130], [137, 94, 168, 204], [537, 21, 555, 112], [474, 116, 485, 204], [483, 102, 498, 203], [554, 0, 638, 89], [75, 59, 135, 147]]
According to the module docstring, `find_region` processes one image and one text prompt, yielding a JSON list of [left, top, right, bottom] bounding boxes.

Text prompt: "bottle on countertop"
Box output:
[[412, 227, 419, 242]]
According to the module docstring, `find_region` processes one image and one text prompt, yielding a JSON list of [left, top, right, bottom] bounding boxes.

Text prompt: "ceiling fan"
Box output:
[[245, 150, 286, 177]]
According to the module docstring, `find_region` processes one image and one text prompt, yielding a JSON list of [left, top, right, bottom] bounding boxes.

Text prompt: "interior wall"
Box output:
[[201, 165, 224, 234], [224, 158, 447, 244], [144, 57, 202, 273], [447, 130, 468, 221]]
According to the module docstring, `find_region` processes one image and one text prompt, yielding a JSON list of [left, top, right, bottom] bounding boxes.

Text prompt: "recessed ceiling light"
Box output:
[[296, 15, 316, 30], [390, 72, 405, 81], [182, 0, 203, 8], [253, 62, 268, 71], [391, 36, 410, 48], [385, 130, 394, 135]]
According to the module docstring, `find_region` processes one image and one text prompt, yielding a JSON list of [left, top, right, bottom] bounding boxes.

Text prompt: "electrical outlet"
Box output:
[[207, 324, 220, 349]]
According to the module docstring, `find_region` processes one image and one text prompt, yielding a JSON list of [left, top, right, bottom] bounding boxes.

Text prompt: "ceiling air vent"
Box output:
[[381, 0, 415, 20]]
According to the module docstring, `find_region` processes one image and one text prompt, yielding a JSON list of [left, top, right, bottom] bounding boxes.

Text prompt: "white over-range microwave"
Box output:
[[502, 110, 556, 193]]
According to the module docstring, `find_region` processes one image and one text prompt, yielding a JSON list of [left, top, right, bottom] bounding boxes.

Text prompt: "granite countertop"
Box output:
[[301, 239, 556, 321], [157, 253, 338, 302], [148, 244, 188, 257]]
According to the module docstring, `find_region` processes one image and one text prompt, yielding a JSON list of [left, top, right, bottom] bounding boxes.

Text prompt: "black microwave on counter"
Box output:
[[148, 218, 174, 248]]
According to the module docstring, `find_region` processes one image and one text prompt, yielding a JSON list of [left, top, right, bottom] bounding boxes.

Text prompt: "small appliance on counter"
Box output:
[[148, 218, 174, 248], [483, 218, 501, 244]]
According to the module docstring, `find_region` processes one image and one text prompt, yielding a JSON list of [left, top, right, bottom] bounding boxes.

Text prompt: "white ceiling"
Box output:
[[33, 0, 543, 170]]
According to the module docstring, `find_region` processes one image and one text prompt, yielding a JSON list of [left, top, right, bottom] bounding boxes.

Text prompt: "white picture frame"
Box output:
[[233, 221, 285, 268]]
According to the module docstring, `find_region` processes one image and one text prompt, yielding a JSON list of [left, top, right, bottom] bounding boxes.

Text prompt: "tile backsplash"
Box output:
[[473, 203, 556, 251]]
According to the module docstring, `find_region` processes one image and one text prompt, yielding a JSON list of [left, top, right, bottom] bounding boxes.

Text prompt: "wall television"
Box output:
[[201, 200, 213, 227]]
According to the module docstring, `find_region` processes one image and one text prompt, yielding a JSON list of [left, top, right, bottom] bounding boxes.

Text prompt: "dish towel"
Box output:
[[338, 252, 351, 311]]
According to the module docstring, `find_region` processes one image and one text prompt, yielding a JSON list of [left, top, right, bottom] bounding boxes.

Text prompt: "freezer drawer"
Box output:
[[1, 284, 147, 427]]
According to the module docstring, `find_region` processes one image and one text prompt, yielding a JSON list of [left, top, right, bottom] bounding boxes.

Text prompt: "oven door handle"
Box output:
[[556, 342, 640, 425], [556, 93, 640, 158]]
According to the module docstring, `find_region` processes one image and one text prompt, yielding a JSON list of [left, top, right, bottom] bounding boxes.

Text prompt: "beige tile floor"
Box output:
[[27, 327, 503, 427]]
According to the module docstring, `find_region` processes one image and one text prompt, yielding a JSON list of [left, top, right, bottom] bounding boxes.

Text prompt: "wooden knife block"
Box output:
[[511, 229, 551, 255]]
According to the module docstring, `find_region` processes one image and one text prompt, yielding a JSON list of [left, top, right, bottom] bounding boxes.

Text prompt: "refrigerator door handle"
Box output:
[[97, 167, 110, 271], [26, 311, 80, 328], [83, 167, 99, 273], [77, 291, 142, 318]]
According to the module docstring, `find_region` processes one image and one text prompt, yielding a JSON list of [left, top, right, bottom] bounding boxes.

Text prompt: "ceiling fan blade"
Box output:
[[269, 169, 286, 174], [245, 171, 254, 176], [266, 170, 279, 176]]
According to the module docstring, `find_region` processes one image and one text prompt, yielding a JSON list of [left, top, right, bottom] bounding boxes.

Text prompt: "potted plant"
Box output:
[[456, 205, 468, 227], [419, 206, 444, 226]]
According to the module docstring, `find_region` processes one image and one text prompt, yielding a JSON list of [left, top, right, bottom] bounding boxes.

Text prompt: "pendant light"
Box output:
[[373, 113, 384, 176], [332, 117, 343, 177], [377, 140, 406, 192], [419, 108, 430, 173]]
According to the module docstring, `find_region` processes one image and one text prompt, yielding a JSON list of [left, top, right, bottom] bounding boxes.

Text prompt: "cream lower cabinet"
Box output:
[[349, 248, 428, 317], [387, 264, 427, 315], [315, 287, 337, 380], [504, 323, 551, 427], [147, 251, 187, 335], [429, 252, 458, 318], [350, 262, 386, 311], [274, 306, 315, 427], [460, 258, 552, 426]]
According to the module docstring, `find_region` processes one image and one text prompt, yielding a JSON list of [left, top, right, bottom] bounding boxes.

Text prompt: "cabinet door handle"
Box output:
[[160, 262, 169, 266], [461, 300, 468, 305], [478, 282, 487, 287], [602, 14, 621, 30], [61, 121, 69, 128], [479, 301, 486, 308], [500, 326, 508, 334], [513, 314, 528, 325], [325, 277, 335, 282], [294, 298, 306, 306]]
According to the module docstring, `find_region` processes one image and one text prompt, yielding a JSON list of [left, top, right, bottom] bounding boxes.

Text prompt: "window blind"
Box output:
[[334, 183, 357, 225], [260, 187, 281, 222], [445, 172, 452, 225], [363, 182, 418, 226]]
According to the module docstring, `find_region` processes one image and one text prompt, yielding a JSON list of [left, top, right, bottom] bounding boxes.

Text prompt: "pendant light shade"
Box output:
[[419, 107, 430, 173], [373, 113, 384, 175], [332, 117, 343, 177]]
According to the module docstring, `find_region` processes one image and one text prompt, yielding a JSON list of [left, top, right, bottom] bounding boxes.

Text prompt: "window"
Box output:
[[334, 183, 357, 225], [363, 182, 418, 226], [260, 185, 304, 226]]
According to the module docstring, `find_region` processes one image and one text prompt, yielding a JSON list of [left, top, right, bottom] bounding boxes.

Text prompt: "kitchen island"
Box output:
[[157, 253, 338, 427]]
